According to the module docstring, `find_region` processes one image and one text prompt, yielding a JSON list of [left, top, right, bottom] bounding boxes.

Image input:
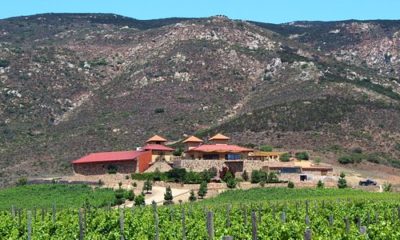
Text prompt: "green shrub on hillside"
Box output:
[[295, 152, 309, 160], [280, 153, 291, 162], [259, 145, 273, 152], [0, 59, 10, 68]]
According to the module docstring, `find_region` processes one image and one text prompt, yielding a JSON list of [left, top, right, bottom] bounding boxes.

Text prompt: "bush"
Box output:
[[188, 190, 197, 202], [251, 170, 265, 183], [222, 171, 234, 182], [259, 145, 273, 152], [317, 180, 324, 188], [198, 181, 208, 199], [226, 178, 237, 189], [16, 177, 27, 186], [267, 172, 280, 183], [134, 194, 145, 206], [173, 147, 183, 156], [242, 170, 249, 181], [352, 147, 363, 154], [395, 143, 400, 152], [143, 179, 152, 194], [338, 172, 347, 189], [153, 168, 162, 181], [167, 168, 187, 183], [295, 152, 309, 160], [287, 181, 294, 188], [0, 59, 10, 68], [154, 108, 165, 114], [280, 153, 291, 162], [184, 170, 202, 184], [164, 186, 173, 204], [338, 155, 353, 164], [251, 170, 280, 183], [383, 182, 392, 192], [125, 190, 135, 201]]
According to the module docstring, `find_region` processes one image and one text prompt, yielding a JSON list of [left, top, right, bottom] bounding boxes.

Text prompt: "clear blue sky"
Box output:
[[1, 0, 400, 23]]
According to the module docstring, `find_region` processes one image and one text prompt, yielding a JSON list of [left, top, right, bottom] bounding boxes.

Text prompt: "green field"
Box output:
[[202, 187, 400, 204], [1, 186, 400, 239], [0, 184, 115, 210]]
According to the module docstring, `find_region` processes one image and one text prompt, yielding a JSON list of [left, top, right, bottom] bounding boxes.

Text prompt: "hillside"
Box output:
[[1, 14, 400, 186]]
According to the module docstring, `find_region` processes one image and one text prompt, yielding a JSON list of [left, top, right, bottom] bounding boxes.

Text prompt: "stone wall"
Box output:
[[180, 159, 271, 173]]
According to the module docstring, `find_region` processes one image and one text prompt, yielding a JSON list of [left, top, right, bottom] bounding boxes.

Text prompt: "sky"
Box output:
[[1, 0, 400, 23]]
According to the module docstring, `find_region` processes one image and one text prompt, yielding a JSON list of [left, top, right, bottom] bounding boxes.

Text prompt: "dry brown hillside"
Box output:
[[1, 14, 400, 185]]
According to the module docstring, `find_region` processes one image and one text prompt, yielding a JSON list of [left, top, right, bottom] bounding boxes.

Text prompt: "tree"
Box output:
[[222, 171, 234, 182], [173, 147, 184, 156], [267, 172, 279, 183], [153, 168, 162, 181], [259, 145, 273, 152], [189, 190, 197, 202], [338, 155, 353, 164], [164, 186, 173, 205], [134, 194, 145, 206], [125, 190, 135, 201], [338, 172, 347, 189], [280, 153, 291, 162], [226, 178, 237, 189], [314, 157, 322, 165], [287, 181, 294, 188], [242, 170, 249, 182], [295, 152, 310, 160], [198, 181, 208, 199], [143, 179, 153, 194], [317, 180, 324, 188]]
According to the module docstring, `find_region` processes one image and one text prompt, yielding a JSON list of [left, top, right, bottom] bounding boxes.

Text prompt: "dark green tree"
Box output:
[[242, 170, 249, 181], [337, 172, 347, 189], [134, 194, 145, 206], [317, 180, 324, 189], [164, 186, 173, 205], [280, 153, 291, 162], [226, 178, 237, 189], [188, 190, 197, 202], [198, 181, 208, 199], [143, 179, 153, 194]]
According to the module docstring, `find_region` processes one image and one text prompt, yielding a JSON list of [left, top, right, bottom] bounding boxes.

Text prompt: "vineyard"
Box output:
[[1, 187, 400, 239]]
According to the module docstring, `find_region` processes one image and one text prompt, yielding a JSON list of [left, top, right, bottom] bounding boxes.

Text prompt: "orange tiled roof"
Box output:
[[183, 136, 203, 143], [209, 133, 230, 141], [187, 144, 252, 153], [146, 135, 167, 143]]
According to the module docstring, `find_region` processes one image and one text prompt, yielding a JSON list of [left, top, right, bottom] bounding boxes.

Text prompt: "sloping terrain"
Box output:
[[1, 14, 400, 185]]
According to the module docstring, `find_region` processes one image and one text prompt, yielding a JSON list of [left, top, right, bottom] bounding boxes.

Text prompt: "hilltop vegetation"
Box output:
[[1, 14, 400, 185]]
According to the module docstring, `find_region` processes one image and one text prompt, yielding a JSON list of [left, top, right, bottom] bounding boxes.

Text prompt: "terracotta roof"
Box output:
[[209, 133, 230, 141], [187, 144, 253, 153], [72, 151, 145, 164], [146, 135, 167, 143], [143, 144, 174, 151], [249, 151, 285, 157], [183, 136, 203, 143]]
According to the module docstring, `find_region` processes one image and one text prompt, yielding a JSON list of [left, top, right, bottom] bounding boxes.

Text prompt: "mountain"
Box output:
[[1, 13, 400, 186]]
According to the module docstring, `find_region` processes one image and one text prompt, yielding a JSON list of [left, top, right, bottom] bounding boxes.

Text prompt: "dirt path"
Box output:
[[124, 186, 189, 206]]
